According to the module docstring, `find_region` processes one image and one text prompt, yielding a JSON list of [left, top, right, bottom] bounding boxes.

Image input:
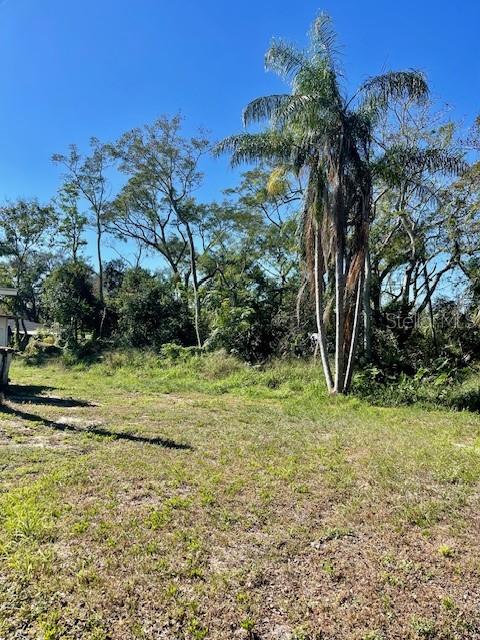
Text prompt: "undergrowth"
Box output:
[[20, 345, 480, 413]]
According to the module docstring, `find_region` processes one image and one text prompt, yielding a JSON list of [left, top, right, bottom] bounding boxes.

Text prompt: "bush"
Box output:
[[41, 260, 100, 348], [204, 285, 312, 362], [23, 338, 62, 365], [113, 269, 195, 350], [351, 359, 478, 410], [198, 349, 245, 379], [159, 343, 202, 362]]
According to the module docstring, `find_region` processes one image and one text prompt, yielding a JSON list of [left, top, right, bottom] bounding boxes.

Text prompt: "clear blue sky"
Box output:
[[0, 0, 479, 263]]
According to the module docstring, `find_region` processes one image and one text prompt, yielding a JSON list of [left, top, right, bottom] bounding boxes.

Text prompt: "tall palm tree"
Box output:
[[216, 13, 429, 393]]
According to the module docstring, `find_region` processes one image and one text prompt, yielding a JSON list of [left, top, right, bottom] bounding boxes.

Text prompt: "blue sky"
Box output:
[[0, 0, 479, 264]]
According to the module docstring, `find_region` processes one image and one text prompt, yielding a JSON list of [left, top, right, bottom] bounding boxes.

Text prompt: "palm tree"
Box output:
[[216, 13, 429, 393]]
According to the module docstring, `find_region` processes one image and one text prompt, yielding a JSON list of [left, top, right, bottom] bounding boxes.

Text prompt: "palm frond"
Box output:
[[243, 90, 338, 131], [417, 148, 467, 176], [373, 146, 467, 209], [355, 92, 388, 129], [382, 145, 466, 178], [309, 13, 341, 73], [242, 94, 291, 127], [213, 131, 294, 167], [360, 70, 429, 107], [266, 165, 290, 197], [273, 94, 335, 130], [265, 40, 308, 80], [407, 181, 443, 206]]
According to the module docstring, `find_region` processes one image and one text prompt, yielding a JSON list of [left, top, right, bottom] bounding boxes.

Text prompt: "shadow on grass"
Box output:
[[2, 385, 193, 451], [7, 384, 93, 408]]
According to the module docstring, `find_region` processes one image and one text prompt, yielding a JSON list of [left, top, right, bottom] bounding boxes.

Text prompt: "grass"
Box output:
[[0, 351, 479, 639]]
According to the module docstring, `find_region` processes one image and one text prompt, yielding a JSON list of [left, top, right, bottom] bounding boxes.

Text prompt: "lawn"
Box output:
[[0, 352, 479, 640]]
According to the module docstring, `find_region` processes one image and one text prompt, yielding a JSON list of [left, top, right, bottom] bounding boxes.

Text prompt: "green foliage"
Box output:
[[42, 260, 100, 348], [0, 199, 56, 347], [113, 268, 195, 350], [23, 337, 62, 365], [438, 544, 453, 558], [352, 359, 480, 411], [159, 342, 202, 361], [53, 182, 88, 262]]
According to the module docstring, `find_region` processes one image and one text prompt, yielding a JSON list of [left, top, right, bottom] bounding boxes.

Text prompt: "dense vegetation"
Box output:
[[0, 14, 479, 396]]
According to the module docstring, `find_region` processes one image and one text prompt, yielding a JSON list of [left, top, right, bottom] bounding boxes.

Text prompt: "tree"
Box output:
[[0, 200, 55, 347], [113, 268, 194, 349], [103, 259, 126, 297], [368, 102, 466, 354], [108, 115, 222, 347], [52, 138, 111, 335], [225, 168, 301, 292], [54, 182, 87, 262], [42, 260, 99, 348], [216, 13, 430, 393], [203, 168, 304, 360]]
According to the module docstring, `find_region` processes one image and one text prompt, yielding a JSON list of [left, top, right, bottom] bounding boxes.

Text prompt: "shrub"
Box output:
[[23, 338, 62, 365], [41, 260, 100, 348], [352, 359, 479, 410], [113, 269, 195, 350], [159, 343, 202, 362]]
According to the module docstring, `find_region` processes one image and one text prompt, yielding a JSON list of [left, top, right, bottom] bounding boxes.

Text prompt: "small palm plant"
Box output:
[[216, 13, 429, 393]]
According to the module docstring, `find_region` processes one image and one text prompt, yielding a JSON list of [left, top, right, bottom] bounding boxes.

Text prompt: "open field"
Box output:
[[0, 352, 480, 639]]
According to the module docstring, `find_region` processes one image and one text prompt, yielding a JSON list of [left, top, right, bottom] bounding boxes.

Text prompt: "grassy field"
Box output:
[[0, 351, 480, 640]]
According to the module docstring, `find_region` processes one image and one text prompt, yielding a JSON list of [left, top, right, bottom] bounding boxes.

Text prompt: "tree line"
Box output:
[[0, 14, 479, 393]]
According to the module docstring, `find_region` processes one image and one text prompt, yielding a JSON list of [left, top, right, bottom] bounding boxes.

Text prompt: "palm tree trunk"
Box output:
[[363, 249, 372, 361], [333, 231, 345, 394], [344, 270, 364, 392], [314, 229, 333, 392]]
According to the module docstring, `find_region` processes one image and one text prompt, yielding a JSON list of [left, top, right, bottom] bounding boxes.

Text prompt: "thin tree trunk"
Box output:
[[73, 315, 78, 346], [363, 249, 372, 361], [20, 318, 29, 350], [333, 231, 345, 394], [192, 283, 201, 348], [314, 229, 333, 392], [97, 219, 103, 303], [14, 318, 20, 350], [185, 224, 202, 348], [401, 261, 415, 312], [422, 260, 438, 354], [96, 217, 106, 338], [344, 271, 364, 392]]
